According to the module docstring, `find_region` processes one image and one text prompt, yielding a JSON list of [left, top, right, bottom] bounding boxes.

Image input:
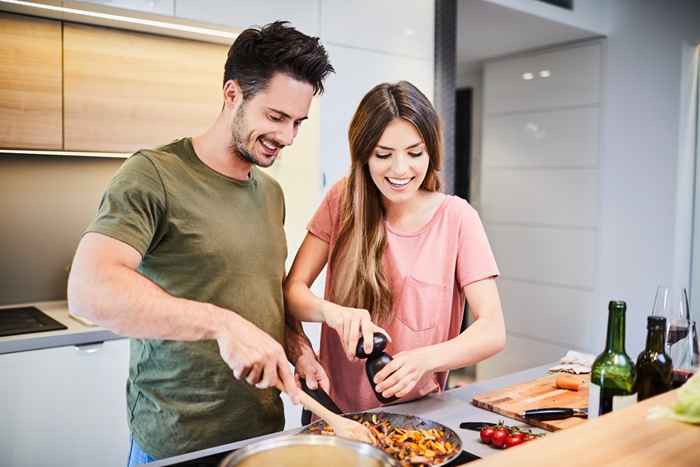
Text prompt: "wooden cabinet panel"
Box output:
[[0, 13, 62, 150], [63, 23, 228, 152]]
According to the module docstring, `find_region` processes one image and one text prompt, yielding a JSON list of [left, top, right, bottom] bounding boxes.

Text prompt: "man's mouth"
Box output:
[[259, 137, 281, 156], [386, 177, 413, 189]]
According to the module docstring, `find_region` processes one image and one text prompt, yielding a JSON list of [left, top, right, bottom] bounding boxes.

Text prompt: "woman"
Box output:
[[285, 81, 505, 413]]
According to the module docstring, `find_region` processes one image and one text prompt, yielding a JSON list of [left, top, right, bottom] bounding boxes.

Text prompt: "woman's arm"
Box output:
[[284, 233, 389, 359], [374, 278, 505, 398]]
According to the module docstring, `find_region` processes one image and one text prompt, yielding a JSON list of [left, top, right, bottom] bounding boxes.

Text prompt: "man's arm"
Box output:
[[68, 232, 298, 394]]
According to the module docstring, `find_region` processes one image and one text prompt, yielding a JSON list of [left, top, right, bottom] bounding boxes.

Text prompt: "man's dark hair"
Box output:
[[224, 21, 334, 99]]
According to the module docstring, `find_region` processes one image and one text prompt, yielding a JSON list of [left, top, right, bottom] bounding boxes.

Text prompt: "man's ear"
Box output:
[[223, 80, 243, 108]]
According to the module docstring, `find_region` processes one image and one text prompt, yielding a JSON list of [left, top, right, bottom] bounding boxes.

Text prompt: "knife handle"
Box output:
[[523, 407, 575, 420]]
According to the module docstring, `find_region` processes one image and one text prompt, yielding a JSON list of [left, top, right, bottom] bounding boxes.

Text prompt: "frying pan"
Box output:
[[298, 381, 462, 466]]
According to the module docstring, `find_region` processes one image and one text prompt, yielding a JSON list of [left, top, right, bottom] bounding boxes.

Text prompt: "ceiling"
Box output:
[[457, 0, 600, 74]]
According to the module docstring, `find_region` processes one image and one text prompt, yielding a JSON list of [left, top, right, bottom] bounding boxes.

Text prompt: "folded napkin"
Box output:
[[548, 350, 596, 374]]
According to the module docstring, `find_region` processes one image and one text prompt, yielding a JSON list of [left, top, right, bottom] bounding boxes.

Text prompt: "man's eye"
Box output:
[[409, 152, 424, 157], [269, 115, 283, 122], [376, 153, 391, 159]]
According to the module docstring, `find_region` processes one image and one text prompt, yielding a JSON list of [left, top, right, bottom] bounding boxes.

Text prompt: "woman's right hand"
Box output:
[[321, 302, 391, 360]]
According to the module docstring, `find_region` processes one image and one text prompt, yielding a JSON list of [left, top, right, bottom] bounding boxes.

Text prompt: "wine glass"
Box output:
[[651, 286, 690, 346], [651, 286, 694, 387]]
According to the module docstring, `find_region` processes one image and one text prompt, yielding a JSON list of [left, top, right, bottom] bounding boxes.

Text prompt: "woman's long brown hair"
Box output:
[[329, 81, 443, 325]]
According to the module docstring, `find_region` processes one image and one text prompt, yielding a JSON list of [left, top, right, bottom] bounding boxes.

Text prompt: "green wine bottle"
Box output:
[[589, 301, 637, 418], [635, 316, 673, 401]]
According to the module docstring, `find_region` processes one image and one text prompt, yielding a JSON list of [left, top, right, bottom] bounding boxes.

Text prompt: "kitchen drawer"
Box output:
[[484, 43, 601, 115], [498, 278, 595, 350], [483, 107, 600, 168], [485, 223, 597, 289], [481, 167, 599, 228]]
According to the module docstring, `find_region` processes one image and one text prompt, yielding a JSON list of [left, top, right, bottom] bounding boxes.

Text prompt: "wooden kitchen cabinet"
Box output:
[[0, 339, 130, 467], [63, 23, 227, 152], [0, 13, 62, 150]]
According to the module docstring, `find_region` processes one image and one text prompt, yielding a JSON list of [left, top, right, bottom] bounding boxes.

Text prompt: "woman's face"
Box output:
[[367, 118, 430, 206]]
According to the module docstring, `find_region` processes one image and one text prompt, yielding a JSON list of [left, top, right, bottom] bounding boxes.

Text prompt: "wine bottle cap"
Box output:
[[608, 300, 627, 311], [647, 315, 666, 329]]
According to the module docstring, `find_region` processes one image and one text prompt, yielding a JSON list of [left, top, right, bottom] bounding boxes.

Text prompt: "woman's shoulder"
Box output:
[[441, 194, 478, 217]]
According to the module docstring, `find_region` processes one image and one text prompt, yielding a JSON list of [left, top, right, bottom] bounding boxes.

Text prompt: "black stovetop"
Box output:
[[0, 306, 67, 337]]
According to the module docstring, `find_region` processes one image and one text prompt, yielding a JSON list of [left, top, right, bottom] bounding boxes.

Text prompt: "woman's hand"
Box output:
[[373, 347, 438, 399], [321, 302, 390, 360]]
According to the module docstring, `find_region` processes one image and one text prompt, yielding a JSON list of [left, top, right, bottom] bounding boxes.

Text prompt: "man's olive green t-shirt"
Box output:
[[85, 138, 287, 458]]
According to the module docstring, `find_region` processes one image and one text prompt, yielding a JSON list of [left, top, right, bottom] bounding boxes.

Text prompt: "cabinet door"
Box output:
[[0, 339, 130, 467], [63, 23, 227, 152], [0, 13, 62, 149]]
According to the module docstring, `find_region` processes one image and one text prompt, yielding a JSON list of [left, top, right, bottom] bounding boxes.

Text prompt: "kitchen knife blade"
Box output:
[[522, 407, 588, 421]]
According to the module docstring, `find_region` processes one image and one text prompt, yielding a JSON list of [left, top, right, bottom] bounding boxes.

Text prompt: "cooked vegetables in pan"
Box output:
[[308, 414, 458, 466]]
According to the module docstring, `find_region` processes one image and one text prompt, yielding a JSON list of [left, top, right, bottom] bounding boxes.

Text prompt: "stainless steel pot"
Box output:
[[219, 434, 398, 467]]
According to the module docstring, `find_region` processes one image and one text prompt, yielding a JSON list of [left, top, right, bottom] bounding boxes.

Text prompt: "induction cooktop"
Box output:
[[0, 306, 67, 337]]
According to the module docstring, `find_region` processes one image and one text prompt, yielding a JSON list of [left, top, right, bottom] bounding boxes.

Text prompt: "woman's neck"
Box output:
[[383, 190, 443, 233]]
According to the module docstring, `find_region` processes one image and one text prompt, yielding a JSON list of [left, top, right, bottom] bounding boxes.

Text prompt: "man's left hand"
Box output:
[[294, 351, 330, 393]]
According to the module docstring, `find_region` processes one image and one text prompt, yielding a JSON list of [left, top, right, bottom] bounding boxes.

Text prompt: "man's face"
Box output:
[[230, 73, 314, 168]]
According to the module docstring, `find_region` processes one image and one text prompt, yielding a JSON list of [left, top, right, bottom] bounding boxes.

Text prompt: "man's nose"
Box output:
[[277, 123, 295, 146]]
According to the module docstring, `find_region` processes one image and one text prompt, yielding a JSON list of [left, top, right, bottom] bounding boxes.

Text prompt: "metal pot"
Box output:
[[219, 434, 398, 467]]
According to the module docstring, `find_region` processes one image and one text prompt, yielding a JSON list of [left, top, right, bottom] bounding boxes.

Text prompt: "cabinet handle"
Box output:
[[74, 341, 105, 353]]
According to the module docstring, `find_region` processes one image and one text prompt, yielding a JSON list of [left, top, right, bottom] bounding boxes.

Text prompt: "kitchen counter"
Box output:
[[470, 388, 697, 467], [0, 300, 123, 354], [146, 364, 554, 466]]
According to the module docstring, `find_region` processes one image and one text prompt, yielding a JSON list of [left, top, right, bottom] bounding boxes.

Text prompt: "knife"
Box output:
[[459, 422, 496, 431], [522, 407, 588, 421]]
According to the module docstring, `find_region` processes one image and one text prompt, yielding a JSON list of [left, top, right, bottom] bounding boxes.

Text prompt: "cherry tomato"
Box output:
[[479, 426, 495, 444], [505, 433, 524, 448], [523, 433, 537, 442], [490, 428, 509, 449]]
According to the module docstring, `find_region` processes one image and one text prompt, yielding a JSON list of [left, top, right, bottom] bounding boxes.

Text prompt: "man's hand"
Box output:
[[216, 311, 297, 395], [294, 350, 330, 392], [322, 303, 391, 361]]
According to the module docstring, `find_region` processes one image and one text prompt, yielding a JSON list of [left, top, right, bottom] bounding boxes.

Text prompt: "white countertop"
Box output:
[[0, 300, 123, 354]]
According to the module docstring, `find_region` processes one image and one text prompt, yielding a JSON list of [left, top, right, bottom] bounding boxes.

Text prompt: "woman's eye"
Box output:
[[269, 115, 283, 122], [409, 152, 424, 157], [375, 153, 391, 159]]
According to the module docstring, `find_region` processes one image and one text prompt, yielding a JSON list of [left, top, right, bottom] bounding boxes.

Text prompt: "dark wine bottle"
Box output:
[[589, 301, 637, 418], [635, 316, 672, 401]]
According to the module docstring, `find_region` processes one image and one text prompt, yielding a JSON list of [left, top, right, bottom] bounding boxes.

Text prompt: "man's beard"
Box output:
[[230, 102, 275, 168]]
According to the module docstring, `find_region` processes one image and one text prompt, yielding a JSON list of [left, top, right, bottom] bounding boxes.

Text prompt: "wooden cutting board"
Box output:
[[472, 373, 590, 431]]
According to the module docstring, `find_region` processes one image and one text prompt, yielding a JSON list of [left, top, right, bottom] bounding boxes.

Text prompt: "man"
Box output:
[[67, 21, 334, 463]]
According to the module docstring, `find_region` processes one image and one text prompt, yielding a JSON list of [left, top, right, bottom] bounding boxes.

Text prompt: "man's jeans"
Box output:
[[127, 437, 157, 466]]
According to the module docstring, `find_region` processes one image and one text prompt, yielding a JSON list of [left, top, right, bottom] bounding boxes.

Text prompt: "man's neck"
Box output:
[[191, 114, 252, 181]]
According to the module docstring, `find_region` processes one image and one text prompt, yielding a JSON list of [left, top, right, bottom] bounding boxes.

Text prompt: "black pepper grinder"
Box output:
[[355, 332, 398, 404]]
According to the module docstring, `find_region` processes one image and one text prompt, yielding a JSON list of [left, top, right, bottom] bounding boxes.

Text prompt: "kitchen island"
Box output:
[[146, 364, 698, 467], [145, 364, 554, 466]]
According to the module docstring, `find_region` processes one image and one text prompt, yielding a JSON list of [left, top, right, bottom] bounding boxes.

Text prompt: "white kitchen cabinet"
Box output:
[[321, 0, 434, 60], [478, 41, 602, 379], [484, 42, 600, 114], [176, 0, 320, 35], [0, 339, 130, 467], [482, 107, 600, 169], [320, 44, 434, 190]]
